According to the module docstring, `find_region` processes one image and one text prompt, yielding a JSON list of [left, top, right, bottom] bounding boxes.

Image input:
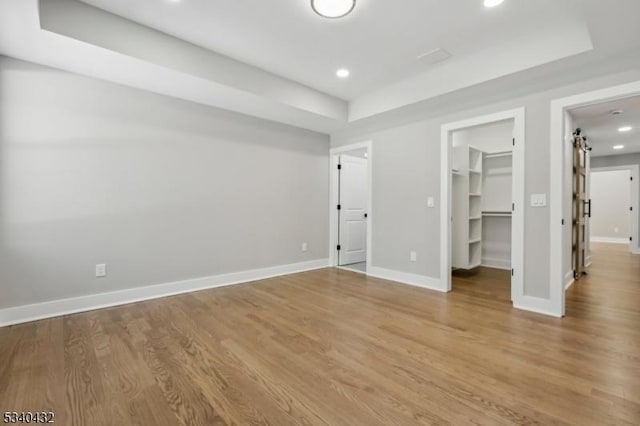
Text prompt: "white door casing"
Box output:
[[440, 108, 525, 306], [551, 80, 640, 317], [339, 155, 368, 265]]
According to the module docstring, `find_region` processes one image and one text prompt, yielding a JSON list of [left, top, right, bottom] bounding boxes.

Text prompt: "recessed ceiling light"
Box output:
[[484, 0, 505, 8], [618, 126, 633, 132], [336, 69, 350, 78], [311, 0, 356, 18], [613, 145, 625, 150]]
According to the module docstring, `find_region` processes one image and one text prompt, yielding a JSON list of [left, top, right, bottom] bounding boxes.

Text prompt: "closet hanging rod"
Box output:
[[482, 211, 512, 217]]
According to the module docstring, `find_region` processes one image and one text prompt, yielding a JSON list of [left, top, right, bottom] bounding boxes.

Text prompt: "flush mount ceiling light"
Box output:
[[336, 68, 350, 78], [613, 145, 625, 150], [618, 126, 633, 132], [311, 0, 356, 19], [484, 0, 505, 7]]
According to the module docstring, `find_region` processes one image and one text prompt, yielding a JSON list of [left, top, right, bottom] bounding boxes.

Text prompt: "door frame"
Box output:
[[329, 141, 373, 272], [550, 80, 640, 317], [589, 165, 640, 253], [440, 108, 525, 304]]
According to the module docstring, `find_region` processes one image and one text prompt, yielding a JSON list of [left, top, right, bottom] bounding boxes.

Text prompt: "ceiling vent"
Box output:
[[417, 48, 451, 66]]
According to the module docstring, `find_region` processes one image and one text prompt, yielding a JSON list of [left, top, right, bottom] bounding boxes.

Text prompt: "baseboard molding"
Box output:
[[590, 237, 629, 244], [0, 259, 330, 327], [513, 295, 563, 318], [481, 257, 511, 271], [367, 266, 446, 292], [564, 271, 575, 291]]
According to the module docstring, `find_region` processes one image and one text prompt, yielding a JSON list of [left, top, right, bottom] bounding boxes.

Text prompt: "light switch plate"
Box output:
[[427, 197, 435, 208], [531, 193, 547, 207], [410, 251, 417, 262], [95, 264, 107, 278]]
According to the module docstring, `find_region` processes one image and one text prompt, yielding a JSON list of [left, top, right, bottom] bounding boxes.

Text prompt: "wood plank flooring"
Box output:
[[1, 243, 639, 425]]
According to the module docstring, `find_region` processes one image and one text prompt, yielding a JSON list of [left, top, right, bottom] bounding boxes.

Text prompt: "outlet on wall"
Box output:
[[95, 263, 107, 278], [614, 227, 619, 234], [301, 242, 308, 252], [410, 251, 417, 262]]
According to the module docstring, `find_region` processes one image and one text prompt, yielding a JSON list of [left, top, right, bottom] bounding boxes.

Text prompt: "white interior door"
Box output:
[[339, 155, 368, 265]]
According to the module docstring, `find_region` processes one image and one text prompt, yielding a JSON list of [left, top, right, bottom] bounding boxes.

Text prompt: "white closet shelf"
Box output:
[[469, 193, 482, 197], [469, 238, 482, 244], [484, 151, 513, 159], [469, 170, 482, 174], [470, 216, 482, 220]]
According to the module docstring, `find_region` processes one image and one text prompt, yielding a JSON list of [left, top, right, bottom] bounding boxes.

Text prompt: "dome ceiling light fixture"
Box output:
[[311, 0, 356, 19], [484, 0, 505, 7]]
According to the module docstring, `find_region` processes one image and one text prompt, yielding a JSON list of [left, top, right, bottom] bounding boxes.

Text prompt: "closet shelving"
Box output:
[[452, 145, 483, 269], [453, 144, 514, 271], [468, 146, 483, 268]]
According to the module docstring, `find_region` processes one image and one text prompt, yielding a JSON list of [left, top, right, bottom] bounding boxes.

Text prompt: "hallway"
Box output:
[[566, 243, 640, 316]]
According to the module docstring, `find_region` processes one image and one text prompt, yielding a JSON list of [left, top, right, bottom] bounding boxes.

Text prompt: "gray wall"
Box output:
[[0, 57, 329, 309], [332, 69, 640, 300], [590, 170, 631, 239], [592, 153, 640, 242]]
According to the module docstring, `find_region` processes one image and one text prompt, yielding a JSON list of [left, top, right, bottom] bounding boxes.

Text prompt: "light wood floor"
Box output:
[[1, 243, 638, 425]]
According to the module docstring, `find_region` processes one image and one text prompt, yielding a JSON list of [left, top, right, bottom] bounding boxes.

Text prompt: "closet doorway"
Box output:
[[441, 109, 525, 306], [329, 142, 372, 274]]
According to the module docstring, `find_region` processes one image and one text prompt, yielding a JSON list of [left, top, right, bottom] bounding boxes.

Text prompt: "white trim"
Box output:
[[0, 259, 329, 327], [440, 108, 526, 306], [590, 237, 630, 244], [329, 141, 373, 274], [481, 259, 511, 271], [565, 271, 575, 290], [590, 165, 639, 253], [338, 265, 367, 275], [550, 80, 640, 318], [513, 296, 563, 318], [367, 267, 445, 292]]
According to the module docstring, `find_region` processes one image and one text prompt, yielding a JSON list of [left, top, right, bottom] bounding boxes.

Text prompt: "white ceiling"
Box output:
[[2, 0, 640, 133], [79, 0, 639, 101], [571, 96, 640, 157]]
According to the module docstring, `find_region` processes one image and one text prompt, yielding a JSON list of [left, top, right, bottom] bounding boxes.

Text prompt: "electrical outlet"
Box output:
[[95, 264, 107, 278], [302, 242, 308, 252], [614, 227, 619, 234], [427, 197, 435, 208], [410, 251, 417, 262]]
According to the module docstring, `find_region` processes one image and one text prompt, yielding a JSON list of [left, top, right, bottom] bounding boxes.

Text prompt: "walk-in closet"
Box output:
[[451, 120, 515, 300]]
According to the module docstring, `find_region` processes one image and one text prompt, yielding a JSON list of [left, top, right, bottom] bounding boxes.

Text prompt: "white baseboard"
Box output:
[[481, 257, 511, 271], [564, 271, 575, 291], [367, 266, 446, 292], [513, 295, 563, 318], [590, 237, 629, 244], [0, 259, 329, 327]]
